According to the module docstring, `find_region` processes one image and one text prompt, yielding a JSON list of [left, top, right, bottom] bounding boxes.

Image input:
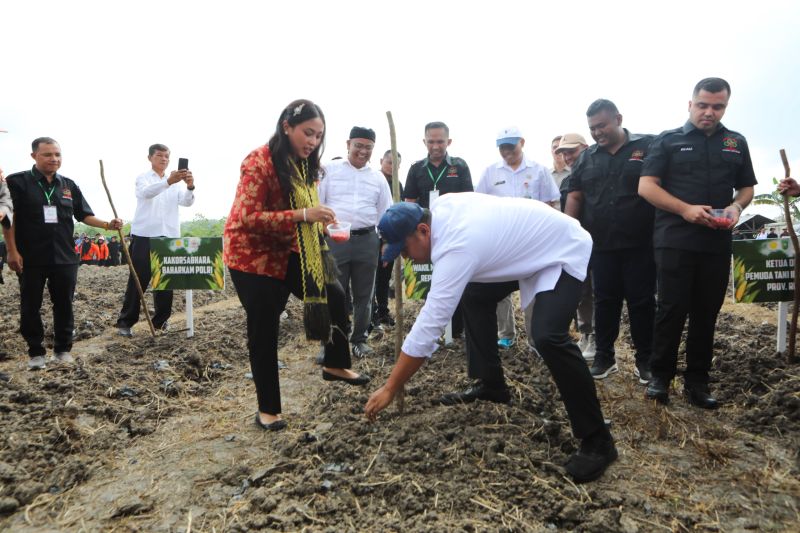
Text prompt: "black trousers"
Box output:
[[373, 255, 393, 320], [461, 271, 606, 439], [230, 253, 352, 415], [17, 264, 78, 357], [590, 247, 656, 363], [651, 248, 730, 385], [117, 235, 173, 329]]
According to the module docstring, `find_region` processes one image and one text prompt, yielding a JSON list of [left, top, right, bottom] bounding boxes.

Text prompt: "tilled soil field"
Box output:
[[0, 266, 798, 532]]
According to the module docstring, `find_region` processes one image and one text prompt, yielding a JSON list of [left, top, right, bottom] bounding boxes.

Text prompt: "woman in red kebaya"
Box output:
[[224, 99, 370, 431]]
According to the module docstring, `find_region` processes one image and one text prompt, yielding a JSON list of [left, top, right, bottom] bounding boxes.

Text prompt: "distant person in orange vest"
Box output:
[[96, 236, 110, 265], [77, 236, 99, 265]]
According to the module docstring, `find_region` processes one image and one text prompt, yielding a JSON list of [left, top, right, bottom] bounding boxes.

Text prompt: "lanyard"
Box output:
[[37, 181, 57, 205], [426, 164, 448, 190]]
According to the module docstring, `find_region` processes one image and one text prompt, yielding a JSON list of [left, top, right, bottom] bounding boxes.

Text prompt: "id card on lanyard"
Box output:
[[38, 181, 58, 224], [427, 164, 446, 206]]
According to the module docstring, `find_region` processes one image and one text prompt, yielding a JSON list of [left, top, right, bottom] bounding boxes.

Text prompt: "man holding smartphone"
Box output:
[[116, 144, 195, 335]]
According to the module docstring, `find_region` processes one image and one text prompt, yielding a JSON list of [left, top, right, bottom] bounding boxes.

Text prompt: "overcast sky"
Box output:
[[2, 1, 799, 223]]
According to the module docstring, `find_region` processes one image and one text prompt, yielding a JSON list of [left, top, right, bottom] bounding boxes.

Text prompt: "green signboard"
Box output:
[[732, 238, 795, 303], [149, 237, 225, 291], [403, 259, 432, 300]]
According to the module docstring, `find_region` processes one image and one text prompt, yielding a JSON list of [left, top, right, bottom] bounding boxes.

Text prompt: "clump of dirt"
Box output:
[[713, 315, 800, 450], [0, 266, 242, 517]]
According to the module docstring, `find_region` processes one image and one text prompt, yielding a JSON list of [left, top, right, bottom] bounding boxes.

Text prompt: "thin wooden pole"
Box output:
[[99, 160, 157, 337], [386, 111, 405, 413], [780, 149, 798, 362]]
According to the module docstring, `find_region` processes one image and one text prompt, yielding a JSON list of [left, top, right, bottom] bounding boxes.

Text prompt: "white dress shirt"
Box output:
[[475, 156, 559, 203], [319, 159, 392, 230], [402, 192, 592, 358], [130, 169, 195, 238]]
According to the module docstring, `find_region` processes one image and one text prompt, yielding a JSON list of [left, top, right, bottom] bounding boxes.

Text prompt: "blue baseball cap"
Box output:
[[378, 202, 424, 263]]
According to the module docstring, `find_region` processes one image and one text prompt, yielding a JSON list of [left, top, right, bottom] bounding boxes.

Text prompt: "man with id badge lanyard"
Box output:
[[402, 122, 473, 337], [6, 137, 122, 370]]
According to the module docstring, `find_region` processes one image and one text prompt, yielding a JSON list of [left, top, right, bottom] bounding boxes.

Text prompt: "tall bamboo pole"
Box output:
[[99, 160, 157, 337], [386, 111, 405, 413], [780, 149, 798, 362]]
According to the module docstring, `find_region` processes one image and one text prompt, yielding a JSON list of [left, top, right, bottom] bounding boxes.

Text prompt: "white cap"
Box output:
[[496, 126, 523, 146]]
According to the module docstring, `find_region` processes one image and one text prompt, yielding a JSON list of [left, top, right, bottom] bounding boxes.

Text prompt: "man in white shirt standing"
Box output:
[[476, 127, 559, 350], [116, 144, 195, 335], [365, 194, 617, 483], [319, 127, 392, 358]]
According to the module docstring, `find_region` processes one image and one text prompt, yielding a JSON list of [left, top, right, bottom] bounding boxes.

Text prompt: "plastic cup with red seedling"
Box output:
[[709, 209, 734, 229], [327, 222, 351, 243]]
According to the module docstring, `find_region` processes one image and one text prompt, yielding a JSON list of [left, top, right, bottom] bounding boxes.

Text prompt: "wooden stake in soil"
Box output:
[[780, 149, 799, 362], [99, 160, 157, 337], [386, 111, 405, 413]]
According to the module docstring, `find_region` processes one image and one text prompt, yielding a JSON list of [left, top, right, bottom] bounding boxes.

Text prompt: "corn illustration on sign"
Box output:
[[732, 238, 795, 303], [403, 258, 432, 300], [148, 237, 225, 291]]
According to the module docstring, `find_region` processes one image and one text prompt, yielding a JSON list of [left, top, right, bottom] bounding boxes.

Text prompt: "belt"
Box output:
[[350, 226, 376, 236]]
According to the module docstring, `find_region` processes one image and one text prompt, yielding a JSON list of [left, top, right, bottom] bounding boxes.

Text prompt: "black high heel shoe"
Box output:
[[254, 412, 287, 431]]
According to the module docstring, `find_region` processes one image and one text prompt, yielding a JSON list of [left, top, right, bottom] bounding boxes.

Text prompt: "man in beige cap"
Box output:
[[550, 136, 570, 189], [556, 133, 594, 360]]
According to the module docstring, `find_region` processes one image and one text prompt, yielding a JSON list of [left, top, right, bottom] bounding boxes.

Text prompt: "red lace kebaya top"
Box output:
[[223, 145, 300, 278]]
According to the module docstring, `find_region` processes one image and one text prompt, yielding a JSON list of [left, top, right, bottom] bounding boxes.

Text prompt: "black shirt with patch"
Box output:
[[7, 166, 94, 266], [402, 153, 472, 208], [568, 130, 656, 251], [641, 121, 757, 254]]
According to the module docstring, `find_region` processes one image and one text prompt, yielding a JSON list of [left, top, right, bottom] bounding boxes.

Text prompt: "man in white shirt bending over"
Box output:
[[319, 127, 392, 358], [364, 194, 616, 483], [476, 126, 559, 350], [116, 144, 195, 335]]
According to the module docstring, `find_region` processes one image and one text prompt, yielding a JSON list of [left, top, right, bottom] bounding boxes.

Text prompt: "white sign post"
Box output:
[[777, 301, 788, 353], [185, 290, 194, 338]]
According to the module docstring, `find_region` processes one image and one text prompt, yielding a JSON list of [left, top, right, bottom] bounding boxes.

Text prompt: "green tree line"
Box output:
[[73, 215, 226, 239]]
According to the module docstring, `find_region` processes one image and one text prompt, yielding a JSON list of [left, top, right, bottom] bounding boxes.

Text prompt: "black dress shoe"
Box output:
[[645, 376, 670, 404], [254, 413, 287, 431], [438, 380, 511, 406], [565, 428, 618, 483], [322, 369, 371, 386], [684, 385, 719, 409]]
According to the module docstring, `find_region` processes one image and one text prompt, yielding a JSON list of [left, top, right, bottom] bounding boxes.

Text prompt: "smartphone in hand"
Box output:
[[178, 158, 189, 170]]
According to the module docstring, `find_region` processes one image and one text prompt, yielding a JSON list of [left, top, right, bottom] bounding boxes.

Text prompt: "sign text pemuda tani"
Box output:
[[732, 238, 795, 303]]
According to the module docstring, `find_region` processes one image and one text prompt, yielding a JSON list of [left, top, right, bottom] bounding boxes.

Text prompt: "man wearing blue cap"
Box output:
[[476, 126, 560, 350], [365, 193, 617, 483]]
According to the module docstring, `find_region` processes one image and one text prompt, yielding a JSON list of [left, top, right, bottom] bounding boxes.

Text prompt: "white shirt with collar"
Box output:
[[130, 169, 195, 238], [475, 156, 559, 202], [318, 159, 392, 230], [401, 192, 591, 359]]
